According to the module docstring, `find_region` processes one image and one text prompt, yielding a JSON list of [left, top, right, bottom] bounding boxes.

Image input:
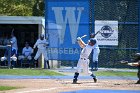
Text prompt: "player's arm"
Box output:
[[10, 38, 15, 44], [77, 37, 86, 48], [44, 40, 49, 47]]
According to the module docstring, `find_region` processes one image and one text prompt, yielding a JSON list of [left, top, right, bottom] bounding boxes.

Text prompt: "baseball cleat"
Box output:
[[93, 77, 97, 83], [72, 79, 77, 84], [135, 80, 140, 84]]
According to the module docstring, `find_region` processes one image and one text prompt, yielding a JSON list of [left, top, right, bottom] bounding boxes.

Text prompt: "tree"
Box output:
[[32, 0, 45, 16], [0, 0, 44, 16]]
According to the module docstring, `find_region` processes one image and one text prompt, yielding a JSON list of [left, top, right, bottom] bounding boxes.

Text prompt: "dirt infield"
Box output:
[[0, 79, 140, 93]]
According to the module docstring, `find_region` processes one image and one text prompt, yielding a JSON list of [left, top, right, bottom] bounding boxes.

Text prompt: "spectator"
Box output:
[[18, 42, 33, 67], [1, 46, 17, 68], [10, 32, 18, 54], [33, 34, 50, 69]]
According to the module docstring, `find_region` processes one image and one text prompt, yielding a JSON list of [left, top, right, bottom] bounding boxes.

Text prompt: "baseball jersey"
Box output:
[[34, 39, 48, 50], [80, 44, 93, 58], [22, 47, 33, 56], [10, 36, 18, 50]]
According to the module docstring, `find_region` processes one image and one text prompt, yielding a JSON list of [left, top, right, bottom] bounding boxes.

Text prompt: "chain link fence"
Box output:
[[95, 0, 138, 68], [60, 0, 139, 68]]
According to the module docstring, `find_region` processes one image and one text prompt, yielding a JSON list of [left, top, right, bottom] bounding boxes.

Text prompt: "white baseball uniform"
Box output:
[[10, 36, 18, 53], [33, 39, 49, 61], [18, 46, 33, 60], [76, 44, 93, 74]]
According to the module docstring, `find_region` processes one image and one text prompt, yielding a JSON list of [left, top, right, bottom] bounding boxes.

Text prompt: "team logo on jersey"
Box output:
[[100, 25, 114, 38]]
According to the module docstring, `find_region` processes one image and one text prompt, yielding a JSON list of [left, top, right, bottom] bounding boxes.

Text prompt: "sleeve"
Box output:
[[46, 40, 49, 46], [30, 47, 33, 54], [10, 37, 17, 44], [33, 40, 38, 49]]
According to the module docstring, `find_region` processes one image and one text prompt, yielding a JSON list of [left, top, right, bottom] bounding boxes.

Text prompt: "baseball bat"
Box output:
[[80, 35, 87, 39], [95, 30, 101, 36]]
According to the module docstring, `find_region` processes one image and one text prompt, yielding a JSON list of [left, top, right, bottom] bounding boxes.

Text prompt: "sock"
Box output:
[[73, 72, 79, 81]]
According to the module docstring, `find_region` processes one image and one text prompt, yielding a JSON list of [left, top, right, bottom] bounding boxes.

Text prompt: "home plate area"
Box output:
[[0, 79, 140, 93]]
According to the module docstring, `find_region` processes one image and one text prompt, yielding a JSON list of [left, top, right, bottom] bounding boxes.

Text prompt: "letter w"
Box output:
[[52, 7, 84, 44]]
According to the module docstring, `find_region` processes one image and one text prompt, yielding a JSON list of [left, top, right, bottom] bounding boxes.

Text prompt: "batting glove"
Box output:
[[77, 37, 81, 41], [128, 63, 133, 66]]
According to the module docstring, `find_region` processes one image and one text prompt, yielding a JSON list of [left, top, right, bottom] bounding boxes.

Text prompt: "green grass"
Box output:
[[0, 86, 19, 91], [96, 71, 137, 77], [0, 69, 64, 76], [0, 69, 137, 77]]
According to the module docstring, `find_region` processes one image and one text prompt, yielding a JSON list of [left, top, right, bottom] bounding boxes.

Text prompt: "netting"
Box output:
[[60, 0, 139, 68], [94, 0, 138, 68]]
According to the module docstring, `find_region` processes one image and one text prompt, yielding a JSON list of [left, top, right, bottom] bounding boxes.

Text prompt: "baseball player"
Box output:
[[18, 42, 33, 66], [90, 33, 100, 71], [121, 53, 140, 84], [73, 37, 97, 84], [33, 34, 50, 69], [10, 33, 18, 54], [1, 46, 17, 68]]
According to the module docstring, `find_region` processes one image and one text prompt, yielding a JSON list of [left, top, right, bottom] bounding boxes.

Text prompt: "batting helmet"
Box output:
[[40, 34, 44, 40], [89, 39, 96, 46]]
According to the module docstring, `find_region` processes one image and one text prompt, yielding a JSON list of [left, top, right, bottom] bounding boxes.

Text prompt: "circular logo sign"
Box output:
[[100, 25, 114, 38]]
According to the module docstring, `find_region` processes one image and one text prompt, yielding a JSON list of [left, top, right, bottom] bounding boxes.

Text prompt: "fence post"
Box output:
[[7, 45, 11, 69], [139, 0, 140, 52], [89, 0, 94, 34]]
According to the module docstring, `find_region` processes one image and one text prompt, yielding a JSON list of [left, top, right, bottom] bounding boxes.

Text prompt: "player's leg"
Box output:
[[10, 57, 17, 68], [34, 50, 41, 60], [83, 59, 91, 74], [27, 56, 32, 60], [73, 72, 79, 84], [18, 55, 24, 67], [92, 49, 100, 71], [1, 57, 7, 61], [1, 57, 7, 66], [27, 56, 32, 67], [90, 72, 97, 83], [136, 69, 140, 84], [42, 50, 50, 69], [73, 59, 82, 84], [34, 50, 41, 67], [82, 59, 97, 82], [90, 61, 97, 82], [93, 61, 98, 71]]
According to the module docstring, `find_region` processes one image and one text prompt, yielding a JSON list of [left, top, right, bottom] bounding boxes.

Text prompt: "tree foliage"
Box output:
[[0, 0, 44, 16]]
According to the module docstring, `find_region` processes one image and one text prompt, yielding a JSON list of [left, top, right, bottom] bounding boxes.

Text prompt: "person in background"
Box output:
[[90, 33, 100, 71], [18, 42, 33, 67], [10, 32, 18, 54], [33, 34, 50, 69], [1, 46, 17, 68], [3, 34, 10, 45]]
